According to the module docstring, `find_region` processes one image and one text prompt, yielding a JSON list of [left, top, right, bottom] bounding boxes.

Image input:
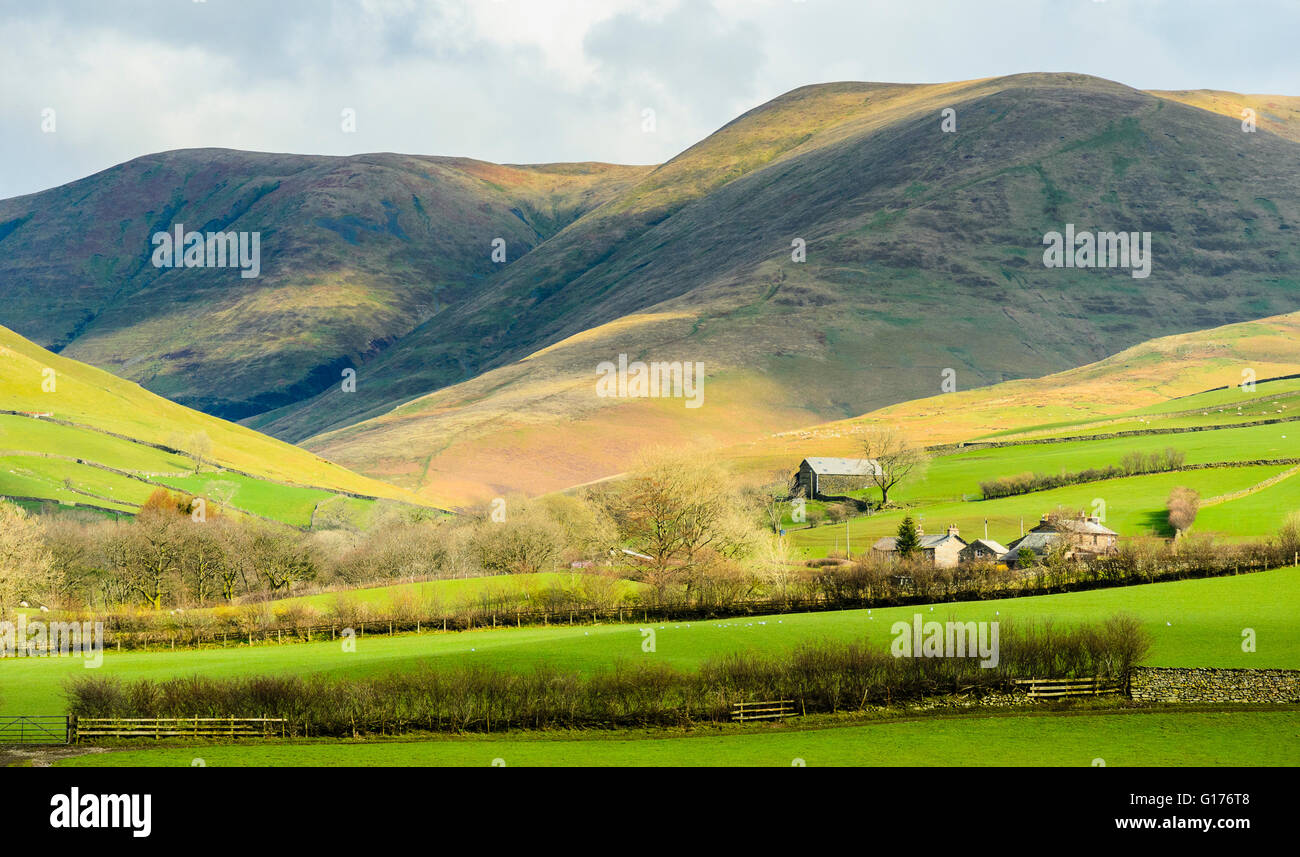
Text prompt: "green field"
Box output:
[[259, 572, 647, 614], [774, 371, 1300, 557], [5, 566, 1296, 715], [157, 472, 337, 527], [0, 414, 397, 527], [978, 377, 1300, 440], [51, 709, 1300, 767], [790, 464, 1293, 556]]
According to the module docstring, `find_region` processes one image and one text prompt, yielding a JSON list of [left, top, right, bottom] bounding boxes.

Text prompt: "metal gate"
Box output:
[[0, 716, 69, 745]]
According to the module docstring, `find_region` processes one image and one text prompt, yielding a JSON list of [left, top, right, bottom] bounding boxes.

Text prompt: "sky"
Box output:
[[2, 0, 1298, 199]]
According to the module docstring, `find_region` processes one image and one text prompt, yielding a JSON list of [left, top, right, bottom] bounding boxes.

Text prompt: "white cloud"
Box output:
[[1, 0, 1297, 199]]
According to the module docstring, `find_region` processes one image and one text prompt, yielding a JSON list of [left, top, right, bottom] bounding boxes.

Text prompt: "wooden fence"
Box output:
[[1013, 677, 1120, 699], [71, 716, 286, 741], [731, 700, 797, 723]]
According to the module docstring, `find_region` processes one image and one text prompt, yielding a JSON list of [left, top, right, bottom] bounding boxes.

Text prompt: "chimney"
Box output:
[[947, 524, 960, 538]]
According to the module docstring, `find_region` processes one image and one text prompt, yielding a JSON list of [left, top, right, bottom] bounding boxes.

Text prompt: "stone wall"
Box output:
[[1129, 667, 1300, 703], [815, 475, 872, 496]]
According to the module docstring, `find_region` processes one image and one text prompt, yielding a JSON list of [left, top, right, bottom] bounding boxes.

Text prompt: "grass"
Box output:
[[0, 323, 429, 506], [1195, 472, 1300, 538], [51, 709, 1300, 767], [852, 421, 1298, 509], [4, 565, 1297, 715], [257, 572, 647, 614], [0, 327, 438, 526], [157, 472, 334, 528]]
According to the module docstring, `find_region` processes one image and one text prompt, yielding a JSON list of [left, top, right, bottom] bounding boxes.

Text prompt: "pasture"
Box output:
[[4, 565, 1296, 715], [52, 709, 1300, 767]]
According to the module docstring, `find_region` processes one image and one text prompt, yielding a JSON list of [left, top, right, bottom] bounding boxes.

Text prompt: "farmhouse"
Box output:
[[796, 457, 882, 498], [958, 538, 1010, 564], [872, 524, 967, 569], [1002, 514, 1118, 567]]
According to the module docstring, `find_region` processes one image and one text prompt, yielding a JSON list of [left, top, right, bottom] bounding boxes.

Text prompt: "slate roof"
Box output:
[[1002, 531, 1062, 561], [873, 533, 965, 552], [801, 457, 883, 476], [963, 538, 1009, 555], [1032, 516, 1118, 536]]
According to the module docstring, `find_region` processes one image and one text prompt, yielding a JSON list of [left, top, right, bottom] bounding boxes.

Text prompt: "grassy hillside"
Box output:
[[767, 365, 1300, 556], [716, 312, 1300, 484], [0, 150, 649, 419], [0, 324, 431, 522], [5, 564, 1297, 714], [277, 74, 1300, 505]]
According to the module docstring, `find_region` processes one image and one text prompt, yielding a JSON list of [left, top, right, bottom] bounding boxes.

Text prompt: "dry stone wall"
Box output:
[[1130, 667, 1300, 703]]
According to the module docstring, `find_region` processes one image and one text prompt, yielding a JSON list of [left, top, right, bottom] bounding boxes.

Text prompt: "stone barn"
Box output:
[[796, 457, 882, 498]]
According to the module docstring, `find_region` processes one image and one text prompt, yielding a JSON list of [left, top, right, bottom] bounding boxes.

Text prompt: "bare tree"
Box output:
[[470, 497, 565, 575], [598, 448, 761, 590], [245, 527, 317, 593], [107, 509, 182, 609], [860, 426, 928, 507], [188, 431, 214, 473], [0, 501, 54, 615], [1167, 487, 1201, 538], [180, 522, 230, 605]]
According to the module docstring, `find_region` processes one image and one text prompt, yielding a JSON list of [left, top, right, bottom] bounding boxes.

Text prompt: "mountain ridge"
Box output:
[[4, 73, 1300, 507]]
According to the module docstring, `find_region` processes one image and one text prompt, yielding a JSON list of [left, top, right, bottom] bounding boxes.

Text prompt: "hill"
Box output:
[[5, 74, 1300, 508], [0, 151, 649, 419], [288, 75, 1300, 503], [0, 324, 432, 524]]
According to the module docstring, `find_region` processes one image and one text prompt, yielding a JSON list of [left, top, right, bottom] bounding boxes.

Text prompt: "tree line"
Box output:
[[0, 448, 776, 616]]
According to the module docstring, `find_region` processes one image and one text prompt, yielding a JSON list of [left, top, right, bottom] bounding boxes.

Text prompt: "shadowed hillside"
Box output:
[[0, 150, 649, 418]]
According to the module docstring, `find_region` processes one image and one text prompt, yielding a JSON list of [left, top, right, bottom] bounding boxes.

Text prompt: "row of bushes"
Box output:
[[54, 521, 1299, 649], [979, 448, 1186, 499], [815, 527, 1300, 604], [66, 615, 1149, 734]]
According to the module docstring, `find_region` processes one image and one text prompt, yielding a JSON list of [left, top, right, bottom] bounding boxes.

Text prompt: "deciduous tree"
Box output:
[[860, 426, 928, 507]]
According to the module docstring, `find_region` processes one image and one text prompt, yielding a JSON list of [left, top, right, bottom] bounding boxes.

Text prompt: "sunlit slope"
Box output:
[[278, 73, 1300, 504], [718, 311, 1300, 477], [301, 306, 836, 502], [0, 324, 426, 508], [1149, 90, 1300, 142]]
